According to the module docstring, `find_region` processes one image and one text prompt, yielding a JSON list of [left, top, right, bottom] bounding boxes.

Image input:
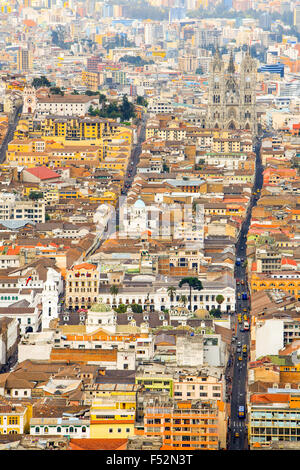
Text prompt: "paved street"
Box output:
[[228, 133, 264, 450], [84, 114, 147, 261], [0, 105, 23, 164]]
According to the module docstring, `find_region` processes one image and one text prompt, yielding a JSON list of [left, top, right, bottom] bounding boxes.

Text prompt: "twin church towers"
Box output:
[[206, 48, 257, 135]]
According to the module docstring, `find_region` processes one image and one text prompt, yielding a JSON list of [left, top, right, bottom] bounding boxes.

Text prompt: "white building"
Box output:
[[0, 193, 45, 224], [99, 273, 236, 313], [22, 85, 100, 117]]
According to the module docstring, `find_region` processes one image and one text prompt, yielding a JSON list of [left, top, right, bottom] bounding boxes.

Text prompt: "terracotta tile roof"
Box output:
[[68, 438, 127, 450], [24, 166, 60, 181], [250, 393, 290, 404]]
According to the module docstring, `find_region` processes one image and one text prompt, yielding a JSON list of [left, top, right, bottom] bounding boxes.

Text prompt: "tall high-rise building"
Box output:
[[294, 5, 300, 32], [17, 48, 33, 72], [206, 49, 257, 134]]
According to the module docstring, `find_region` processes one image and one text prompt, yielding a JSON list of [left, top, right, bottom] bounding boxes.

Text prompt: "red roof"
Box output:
[[73, 263, 97, 270], [282, 258, 297, 267], [68, 439, 127, 450], [24, 166, 60, 181], [250, 393, 290, 404]]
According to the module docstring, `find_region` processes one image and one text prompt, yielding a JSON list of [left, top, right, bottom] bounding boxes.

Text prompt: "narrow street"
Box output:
[[228, 132, 264, 450], [84, 113, 147, 261], [0, 105, 23, 164]]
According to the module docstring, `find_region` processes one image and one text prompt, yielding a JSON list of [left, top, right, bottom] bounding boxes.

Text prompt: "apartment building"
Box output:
[[143, 399, 226, 450], [90, 395, 136, 439], [0, 194, 45, 224], [17, 48, 32, 72], [249, 393, 300, 449], [254, 318, 300, 360], [173, 369, 225, 402]]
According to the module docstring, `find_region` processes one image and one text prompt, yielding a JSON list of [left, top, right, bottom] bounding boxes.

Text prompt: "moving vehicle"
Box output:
[[238, 356, 242, 361], [234, 432, 240, 438], [243, 321, 249, 331], [238, 405, 245, 419], [242, 293, 248, 300], [236, 258, 241, 266]]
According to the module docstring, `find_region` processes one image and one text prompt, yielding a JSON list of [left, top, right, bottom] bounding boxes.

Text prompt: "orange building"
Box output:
[[143, 400, 226, 450]]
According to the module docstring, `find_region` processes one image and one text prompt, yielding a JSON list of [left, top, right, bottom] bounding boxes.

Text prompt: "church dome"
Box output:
[[90, 302, 112, 312], [134, 197, 145, 209], [194, 308, 210, 319]]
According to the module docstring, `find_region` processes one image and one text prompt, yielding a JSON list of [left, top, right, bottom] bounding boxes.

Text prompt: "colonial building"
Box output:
[[65, 263, 100, 311]]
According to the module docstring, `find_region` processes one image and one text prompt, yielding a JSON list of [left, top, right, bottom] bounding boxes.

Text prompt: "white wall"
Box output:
[[255, 319, 284, 360]]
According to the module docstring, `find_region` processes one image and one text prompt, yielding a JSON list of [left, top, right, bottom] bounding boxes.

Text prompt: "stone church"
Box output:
[[205, 49, 257, 134]]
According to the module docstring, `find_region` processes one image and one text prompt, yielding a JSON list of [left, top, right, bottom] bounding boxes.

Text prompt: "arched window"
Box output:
[[35, 427, 40, 433]]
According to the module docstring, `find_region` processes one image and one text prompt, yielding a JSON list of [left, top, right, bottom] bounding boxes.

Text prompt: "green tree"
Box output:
[[85, 90, 99, 96], [98, 93, 107, 104], [136, 95, 148, 107], [29, 191, 43, 200], [50, 86, 64, 95], [88, 105, 97, 116], [32, 76, 51, 89], [120, 94, 136, 122], [178, 277, 203, 312], [114, 303, 127, 313], [216, 295, 225, 311], [110, 285, 119, 306], [210, 308, 222, 318], [180, 295, 188, 307], [131, 303, 143, 313], [167, 286, 176, 305]]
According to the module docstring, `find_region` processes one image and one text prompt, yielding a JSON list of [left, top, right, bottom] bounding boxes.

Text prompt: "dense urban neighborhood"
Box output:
[[0, 0, 300, 453]]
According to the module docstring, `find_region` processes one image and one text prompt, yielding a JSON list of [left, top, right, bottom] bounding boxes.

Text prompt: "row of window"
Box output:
[[0, 296, 18, 301], [34, 426, 87, 433]]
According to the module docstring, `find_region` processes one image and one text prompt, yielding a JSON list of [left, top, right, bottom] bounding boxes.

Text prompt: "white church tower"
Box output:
[[22, 85, 37, 115]]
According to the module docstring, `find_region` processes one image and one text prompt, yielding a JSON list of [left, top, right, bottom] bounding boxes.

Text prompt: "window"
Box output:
[[8, 417, 18, 425]]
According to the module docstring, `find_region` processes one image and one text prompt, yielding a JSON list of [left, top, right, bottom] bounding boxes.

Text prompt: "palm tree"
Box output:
[[167, 286, 176, 306], [178, 277, 203, 312], [180, 295, 188, 307], [110, 285, 119, 306], [216, 294, 225, 313]]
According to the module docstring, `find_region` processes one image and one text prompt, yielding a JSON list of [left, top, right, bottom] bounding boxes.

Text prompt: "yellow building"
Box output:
[[250, 273, 300, 299], [90, 395, 136, 439], [0, 402, 32, 435]]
